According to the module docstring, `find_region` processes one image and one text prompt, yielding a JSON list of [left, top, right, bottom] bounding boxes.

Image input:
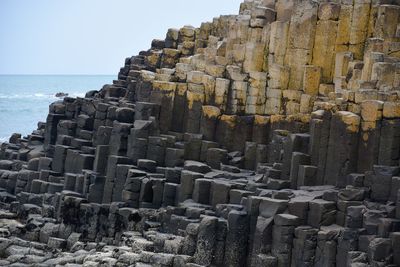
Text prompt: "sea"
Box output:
[[0, 75, 116, 142]]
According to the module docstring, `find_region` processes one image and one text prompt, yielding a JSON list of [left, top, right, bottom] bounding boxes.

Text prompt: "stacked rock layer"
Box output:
[[1, 0, 400, 266]]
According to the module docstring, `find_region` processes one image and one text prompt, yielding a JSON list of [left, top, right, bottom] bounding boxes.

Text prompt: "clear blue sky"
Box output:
[[0, 0, 243, 75]]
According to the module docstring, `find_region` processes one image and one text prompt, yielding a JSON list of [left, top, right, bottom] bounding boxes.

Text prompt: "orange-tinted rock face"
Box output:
[[0, 1, 400, 266]]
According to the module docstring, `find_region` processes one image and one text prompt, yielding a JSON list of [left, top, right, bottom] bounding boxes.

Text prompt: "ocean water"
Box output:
[[0, 75, 115, 142]]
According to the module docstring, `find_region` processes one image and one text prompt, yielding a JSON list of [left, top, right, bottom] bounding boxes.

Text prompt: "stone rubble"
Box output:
[[1, 0, 400, 266]]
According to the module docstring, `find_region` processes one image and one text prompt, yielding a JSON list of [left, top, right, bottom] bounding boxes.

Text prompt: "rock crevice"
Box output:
[[1, 0, 400, 266]]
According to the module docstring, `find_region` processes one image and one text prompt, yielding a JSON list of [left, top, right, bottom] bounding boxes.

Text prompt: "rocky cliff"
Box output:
[[0, 0, 400, 266]]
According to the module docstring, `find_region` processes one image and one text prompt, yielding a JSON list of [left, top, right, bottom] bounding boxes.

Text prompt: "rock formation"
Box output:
[[0, 0, 400, 266]]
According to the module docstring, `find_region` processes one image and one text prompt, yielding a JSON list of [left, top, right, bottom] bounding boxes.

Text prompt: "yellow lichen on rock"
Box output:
[[337, 111, 361, 132], [303, 65, 321, 96], [360, 100, 384, 121], [202, 105, 221, 119]]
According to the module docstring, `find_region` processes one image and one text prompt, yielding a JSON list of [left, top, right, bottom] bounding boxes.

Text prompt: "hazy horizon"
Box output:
[[0, 74, 116, 76], [0, 0, 243, 75]]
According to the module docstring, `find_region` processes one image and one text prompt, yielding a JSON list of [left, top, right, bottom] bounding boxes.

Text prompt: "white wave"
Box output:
[[0, 93, 55, 100], [0, 136, 8, 143], [34, 93, 47, 97], [0, 92, 86, 100], [70, 92, 85, 98]]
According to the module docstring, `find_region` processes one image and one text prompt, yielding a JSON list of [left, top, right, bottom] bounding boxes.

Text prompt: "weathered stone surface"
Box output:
[[194, 216, 217, 266], [0, 1, 399, 266]]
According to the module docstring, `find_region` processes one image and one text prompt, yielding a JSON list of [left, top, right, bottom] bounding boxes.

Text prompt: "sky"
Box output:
[[0, 0, 243, 75]]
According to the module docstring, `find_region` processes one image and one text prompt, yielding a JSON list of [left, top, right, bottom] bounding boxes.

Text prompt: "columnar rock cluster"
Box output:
[[0, 0, 400, 266]]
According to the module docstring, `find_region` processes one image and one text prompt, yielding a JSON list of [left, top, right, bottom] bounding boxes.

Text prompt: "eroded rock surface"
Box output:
[[1, 0, 400, 266]]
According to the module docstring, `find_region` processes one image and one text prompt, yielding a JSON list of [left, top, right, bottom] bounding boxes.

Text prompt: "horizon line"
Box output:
[[0, 74, 116, 76]]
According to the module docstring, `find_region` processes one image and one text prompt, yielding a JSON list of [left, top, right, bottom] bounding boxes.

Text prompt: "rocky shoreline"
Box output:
[[1, 0, 400, 266]]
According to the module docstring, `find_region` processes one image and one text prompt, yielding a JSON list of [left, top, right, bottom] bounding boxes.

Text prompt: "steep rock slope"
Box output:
[[0, 0, 400, 266]]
